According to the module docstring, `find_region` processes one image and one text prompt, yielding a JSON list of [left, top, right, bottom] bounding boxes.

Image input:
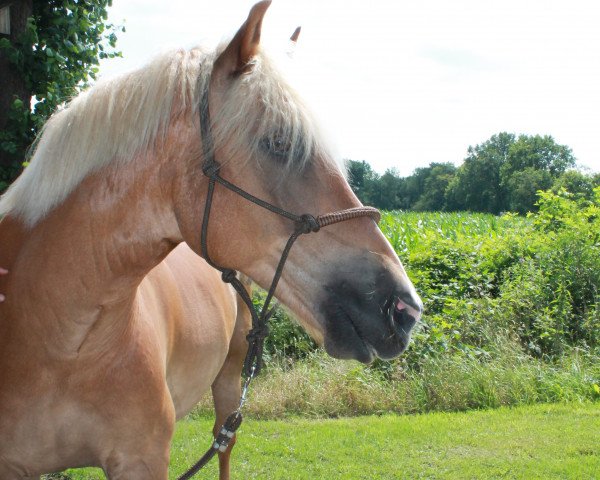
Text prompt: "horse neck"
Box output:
[[0, 149, 185, 356]]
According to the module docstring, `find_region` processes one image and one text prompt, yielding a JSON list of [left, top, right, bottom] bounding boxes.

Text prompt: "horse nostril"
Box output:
[[390, 298, 417, 336]]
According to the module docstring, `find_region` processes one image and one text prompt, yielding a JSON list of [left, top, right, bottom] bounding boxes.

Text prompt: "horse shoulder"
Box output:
[[141, 243, 238, 417]]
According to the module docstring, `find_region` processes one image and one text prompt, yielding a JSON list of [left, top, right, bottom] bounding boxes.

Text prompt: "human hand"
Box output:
[[0, 267, 7, 302]]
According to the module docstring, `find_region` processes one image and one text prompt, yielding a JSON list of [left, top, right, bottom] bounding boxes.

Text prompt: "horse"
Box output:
[[0, 1, 423, 478]]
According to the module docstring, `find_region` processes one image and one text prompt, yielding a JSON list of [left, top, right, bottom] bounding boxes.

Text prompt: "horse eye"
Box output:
[[261, 135, 291, 158]]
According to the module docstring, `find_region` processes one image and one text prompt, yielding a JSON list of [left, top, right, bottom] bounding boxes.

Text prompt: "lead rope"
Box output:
[[176, 374, 252, 480], [177, 78, 380, 480]]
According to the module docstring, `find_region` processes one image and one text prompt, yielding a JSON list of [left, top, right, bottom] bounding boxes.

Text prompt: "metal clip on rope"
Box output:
[[177, 410, 243, 480], [213, 412, 243, 453]]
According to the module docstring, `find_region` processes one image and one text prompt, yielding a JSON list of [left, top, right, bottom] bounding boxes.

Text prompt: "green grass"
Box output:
[[185, 351, 599, 419], [54, 402, 599, 479]]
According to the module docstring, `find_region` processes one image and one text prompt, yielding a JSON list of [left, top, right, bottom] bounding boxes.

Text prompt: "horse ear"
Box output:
[[215, 0, 272, 76], [290, 26, 301, 43]]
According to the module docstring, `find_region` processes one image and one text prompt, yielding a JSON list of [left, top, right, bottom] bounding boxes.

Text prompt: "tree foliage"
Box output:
[[551, 170, 600, 201], [445, 132, 514, 213], [0, 0, 122, 190], [412, 163, 456, 212], [348, 132, 589, 214], [347, 160, 379, 206]]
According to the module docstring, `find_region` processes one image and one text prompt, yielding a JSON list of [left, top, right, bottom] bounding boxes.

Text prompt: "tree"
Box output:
[[501, 135, 576, 213], [346, 159, 380, 206], [0, 0, 33, 188], [501, 134, 575, 180], [552, 170, 600, 202], [345, 132, 580, 214], [445, 132, 514, 213], [446, 133, 577, 214], [397, 165, 430, 210], [504, 167, 553, 214], [411, 163, 456, 211], [0, 0, 122, 191], [377, 168, 403, 210]]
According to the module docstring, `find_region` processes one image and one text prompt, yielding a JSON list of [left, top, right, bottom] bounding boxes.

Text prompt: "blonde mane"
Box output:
[[0, 43, 335, 227]]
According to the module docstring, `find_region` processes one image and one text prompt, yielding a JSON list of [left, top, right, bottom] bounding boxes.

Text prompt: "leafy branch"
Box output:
[[0, 0, 123, 189]]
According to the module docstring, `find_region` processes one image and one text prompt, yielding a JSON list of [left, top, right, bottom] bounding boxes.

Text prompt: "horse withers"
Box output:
[[0, 1, 422, 478]]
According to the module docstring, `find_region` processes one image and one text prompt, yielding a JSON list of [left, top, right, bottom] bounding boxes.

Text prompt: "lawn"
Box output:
[[56, 402, 599, 479]]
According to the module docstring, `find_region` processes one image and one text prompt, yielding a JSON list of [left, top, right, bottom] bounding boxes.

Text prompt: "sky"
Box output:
[[99, 0, 600, 176]]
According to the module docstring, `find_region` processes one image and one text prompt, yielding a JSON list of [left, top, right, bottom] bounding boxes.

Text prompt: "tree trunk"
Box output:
[[0, 0, 33, 168]]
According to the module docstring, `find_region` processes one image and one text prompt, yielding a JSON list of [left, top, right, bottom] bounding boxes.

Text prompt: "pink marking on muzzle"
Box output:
[[395, 299, 407, 311]]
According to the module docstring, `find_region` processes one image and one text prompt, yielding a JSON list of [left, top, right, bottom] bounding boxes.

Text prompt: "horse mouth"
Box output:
[[323, 305, 376, 363], [322, 302, 411, 364]]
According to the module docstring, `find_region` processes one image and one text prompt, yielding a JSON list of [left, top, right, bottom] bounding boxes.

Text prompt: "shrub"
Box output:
[[247, 188, 600, 413], [252, 291, 315, 363]]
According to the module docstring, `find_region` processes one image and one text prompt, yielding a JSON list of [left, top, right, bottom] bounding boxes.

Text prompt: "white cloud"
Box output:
[[101, 0, 600, 175]]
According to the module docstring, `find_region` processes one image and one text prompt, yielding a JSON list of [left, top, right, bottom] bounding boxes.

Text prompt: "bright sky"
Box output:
[[100, 0, 600, 176]]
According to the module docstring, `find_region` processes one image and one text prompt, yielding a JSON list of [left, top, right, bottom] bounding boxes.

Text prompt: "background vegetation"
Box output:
[[0, 0, 122, 191], [223, 187, 600, 418], [348, 133, 600, 214]]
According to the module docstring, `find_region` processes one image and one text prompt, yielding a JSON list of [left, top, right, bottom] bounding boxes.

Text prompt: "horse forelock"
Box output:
[[208, 50, 345, 178], [0, 43, 344, 227]]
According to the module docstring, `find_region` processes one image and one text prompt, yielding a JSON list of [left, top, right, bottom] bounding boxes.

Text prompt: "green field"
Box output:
[[55, 403, 599, 479]]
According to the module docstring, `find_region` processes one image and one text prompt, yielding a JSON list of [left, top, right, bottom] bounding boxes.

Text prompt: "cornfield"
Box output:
[[379, 210, 526, 256]]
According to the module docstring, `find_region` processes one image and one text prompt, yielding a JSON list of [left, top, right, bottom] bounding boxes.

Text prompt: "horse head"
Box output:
[[174, 1, 422, 363]]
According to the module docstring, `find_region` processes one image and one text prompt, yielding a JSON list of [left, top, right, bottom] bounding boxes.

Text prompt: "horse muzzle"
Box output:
[[319, 262, 423, 363]]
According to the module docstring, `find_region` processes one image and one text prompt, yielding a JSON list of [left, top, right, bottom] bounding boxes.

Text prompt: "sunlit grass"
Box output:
[[55, 402, 600, 479]]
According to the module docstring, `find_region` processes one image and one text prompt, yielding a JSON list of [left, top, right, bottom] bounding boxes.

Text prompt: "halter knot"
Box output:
[[296, 214, 320, 234], [246, 324, 270, 342], [221, 269, 237, 284], [202, 161, 221, 178]]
